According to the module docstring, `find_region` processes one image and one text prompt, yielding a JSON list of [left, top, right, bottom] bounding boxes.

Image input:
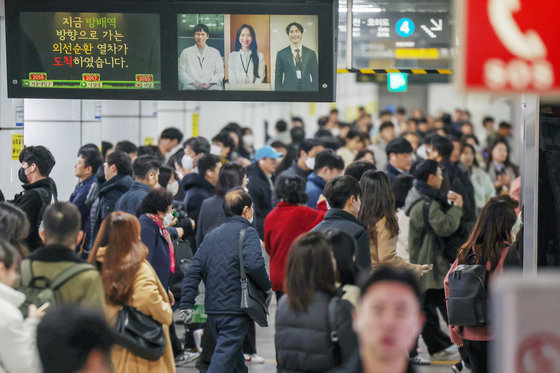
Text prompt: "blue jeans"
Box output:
[[207, 314, 250, 373]]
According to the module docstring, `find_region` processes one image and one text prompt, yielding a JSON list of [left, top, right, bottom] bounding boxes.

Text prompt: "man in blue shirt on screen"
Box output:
[[178, 23, 224, 90], [274, 22, 318, 92]]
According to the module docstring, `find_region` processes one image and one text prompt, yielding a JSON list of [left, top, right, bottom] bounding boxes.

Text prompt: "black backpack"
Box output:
[[446, 252, 489, 327]]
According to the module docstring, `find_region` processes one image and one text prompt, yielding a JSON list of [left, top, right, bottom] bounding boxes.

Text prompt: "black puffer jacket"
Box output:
[[275, 291, 358, 373]]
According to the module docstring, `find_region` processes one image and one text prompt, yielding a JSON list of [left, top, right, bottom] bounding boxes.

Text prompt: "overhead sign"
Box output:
[[352, 10, 452, 69], [458, 0, 559, 93]]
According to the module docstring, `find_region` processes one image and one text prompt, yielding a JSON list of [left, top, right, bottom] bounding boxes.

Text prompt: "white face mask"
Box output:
[[305, 156, 315, 171], [249, 215, 254, 224], [182, 154, 194, 170], [331, 127, 341, 137], [163, 212, 174, 227], [167, 181, 179, 196], [210, 145, 222, 156], [242, 135, 254, 146]]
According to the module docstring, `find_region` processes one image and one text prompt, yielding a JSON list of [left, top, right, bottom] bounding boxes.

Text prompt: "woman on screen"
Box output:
[[228, 24, 266, 84]]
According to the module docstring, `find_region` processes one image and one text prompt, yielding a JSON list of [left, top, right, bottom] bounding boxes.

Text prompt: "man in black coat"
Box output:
[[274, 22, 318, 91], [181, 154, 221, 225], [247, 146, 284, 239], [312, 175, 371, 270], [9, 145, 58, 251], [89, 151, 133, 251]]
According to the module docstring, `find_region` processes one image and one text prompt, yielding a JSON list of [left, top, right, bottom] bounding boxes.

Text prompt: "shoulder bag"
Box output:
[[113, 305, 166, 361], [239, 227, 272, 327]]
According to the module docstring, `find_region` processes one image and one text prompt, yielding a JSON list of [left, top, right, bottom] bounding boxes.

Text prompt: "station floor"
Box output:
[[174, 299, 462, 373]]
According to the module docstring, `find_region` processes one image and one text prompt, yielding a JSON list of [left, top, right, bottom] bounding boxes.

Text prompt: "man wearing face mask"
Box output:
[[311, 175, 371, 270], [175, 137, 211, 201], [211, 132, 235, 163], [277, 139, 324, 181], [247, 146, 284, 239], [180, 189, 271, 372], [9, 145, 58, 251], [238, 128, 256, 161], [115, 156, 161, 217]]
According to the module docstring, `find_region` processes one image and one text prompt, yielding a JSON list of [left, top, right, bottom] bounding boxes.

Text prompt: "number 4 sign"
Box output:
[[457, 0, 560, 93]]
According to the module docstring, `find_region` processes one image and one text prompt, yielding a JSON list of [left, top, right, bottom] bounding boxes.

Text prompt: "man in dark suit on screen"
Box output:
[[274, 22, 318, 91]]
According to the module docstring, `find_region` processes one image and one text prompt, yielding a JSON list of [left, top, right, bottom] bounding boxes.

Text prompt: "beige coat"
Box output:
[[106, 260, 175, 373], [369, 217, 423, 277]]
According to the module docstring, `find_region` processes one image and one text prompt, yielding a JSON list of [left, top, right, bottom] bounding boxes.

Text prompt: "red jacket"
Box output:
[[264, 201, 326, 291]]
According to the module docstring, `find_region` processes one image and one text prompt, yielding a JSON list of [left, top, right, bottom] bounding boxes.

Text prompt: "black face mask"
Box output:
[[18, 167, 29, 184]]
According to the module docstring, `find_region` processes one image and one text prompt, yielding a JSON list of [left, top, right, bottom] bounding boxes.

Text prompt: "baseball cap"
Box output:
[[255, 146, 283, 161]]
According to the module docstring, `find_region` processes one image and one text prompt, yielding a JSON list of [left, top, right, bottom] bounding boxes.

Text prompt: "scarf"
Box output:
[[414, 180, 450, 210], [146, 214, 175, 273]]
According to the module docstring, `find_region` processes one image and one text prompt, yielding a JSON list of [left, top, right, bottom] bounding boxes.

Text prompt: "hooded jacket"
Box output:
[[89, 174, 133, 248], [181, 173, 215, 224], [10, 178, 58, 251], [404, 182, 462, 290]]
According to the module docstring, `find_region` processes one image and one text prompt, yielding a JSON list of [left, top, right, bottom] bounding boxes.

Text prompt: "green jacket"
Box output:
[[405, 187, 463, 290], [18, 245, 105, 312]]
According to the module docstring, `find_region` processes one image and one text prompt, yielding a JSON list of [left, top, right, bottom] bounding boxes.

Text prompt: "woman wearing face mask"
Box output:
[[459, 143, 495, 214], [0, 238, 44, 373], [238, 127, 256, 161], [139, 189, 177, 293]]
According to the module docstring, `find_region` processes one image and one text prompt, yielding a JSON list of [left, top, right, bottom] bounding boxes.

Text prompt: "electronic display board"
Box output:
[[4, 0, 336, 102], [17, 12, 161, 90], [177, 14, 319, 92]]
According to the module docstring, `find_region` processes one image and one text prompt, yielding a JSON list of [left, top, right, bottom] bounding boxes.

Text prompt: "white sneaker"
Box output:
[[245, 353, 265, 364], [174, 351, 200, 366], [431, 345, 460, 360], [410, 355, 431, 365]]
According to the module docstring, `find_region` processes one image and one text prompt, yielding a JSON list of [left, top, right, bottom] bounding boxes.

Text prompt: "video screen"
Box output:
[[17, 12, 161, 90], [177, 14, 319, 92]]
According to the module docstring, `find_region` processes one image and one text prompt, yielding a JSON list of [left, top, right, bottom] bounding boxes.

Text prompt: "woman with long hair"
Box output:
[[485, 140, 519, 195], [275, 232, 357, 372], [323, 228, 361, 307], [358, 170, 429, 276], [444, 195, 521, 373], [89, 212, 175, 373], [460, 143, 495, 213], [228, 24, 266, 84]]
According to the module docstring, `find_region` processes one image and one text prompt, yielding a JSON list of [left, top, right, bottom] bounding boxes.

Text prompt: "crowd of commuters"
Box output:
[[0, 106, 523, 373]]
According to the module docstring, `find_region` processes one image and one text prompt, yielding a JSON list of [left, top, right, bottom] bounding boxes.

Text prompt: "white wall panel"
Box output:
[[24, 99, 81, 121], [101, 116, 140, 145], [101, 100, 140, 116]]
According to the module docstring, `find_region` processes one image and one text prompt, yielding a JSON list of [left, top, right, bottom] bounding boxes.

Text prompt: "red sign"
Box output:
[[516, 332, 560, 373], [459, 0, 560, 93]]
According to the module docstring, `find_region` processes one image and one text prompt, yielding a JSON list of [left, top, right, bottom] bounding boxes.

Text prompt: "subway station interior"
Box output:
[[1, 0, 559, 372]]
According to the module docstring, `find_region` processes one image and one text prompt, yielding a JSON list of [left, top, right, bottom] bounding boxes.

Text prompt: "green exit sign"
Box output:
[[387, 73, 408, 92]]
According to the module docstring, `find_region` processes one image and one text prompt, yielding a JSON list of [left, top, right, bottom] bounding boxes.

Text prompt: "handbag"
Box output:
[[113, 305, 166, 361], [238, 227, 272, 327]]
